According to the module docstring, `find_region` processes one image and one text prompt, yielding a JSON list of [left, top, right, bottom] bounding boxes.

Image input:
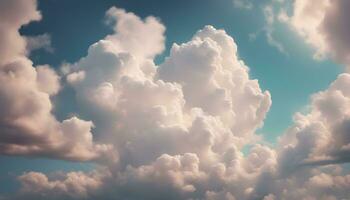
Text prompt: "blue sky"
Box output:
[[1, 0, 349, 199]]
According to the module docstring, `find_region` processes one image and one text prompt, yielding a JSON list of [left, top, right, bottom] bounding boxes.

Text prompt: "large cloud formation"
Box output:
[[1, 0, 350, 200]]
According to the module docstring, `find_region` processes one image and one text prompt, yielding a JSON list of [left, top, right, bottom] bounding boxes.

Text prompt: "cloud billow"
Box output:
[[280, 0, 350, 70], [0, 0, 114, 162]]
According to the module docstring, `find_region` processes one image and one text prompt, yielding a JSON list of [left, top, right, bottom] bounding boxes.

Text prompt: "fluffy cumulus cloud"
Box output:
[[2, 0, 350, 200], [158, 25, 271, 141], [0, 0, 113, 162], [16, 171, 103, 200], [279, 0, 350, 69], [278, 73, 350, 169], [105, 7, 165, 59]]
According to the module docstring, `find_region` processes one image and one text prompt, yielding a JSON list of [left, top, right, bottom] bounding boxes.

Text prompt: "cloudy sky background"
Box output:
[[0, 0, 350, 199]]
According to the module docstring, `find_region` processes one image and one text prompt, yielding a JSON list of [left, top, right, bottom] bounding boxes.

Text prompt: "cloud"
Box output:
[[8, 5, 276, 199], [105, 7, 165, 59], [280, 0, 330, 60], [36, 64, 60, 95], [0, 0, 114, 162], [249, 4, 288, 55], [277, 73, 350, 171], [16, 171, 103, 200], [0, 0, 40, 66], [281, 0, 350, 70], [262, 5, 287, 55], [25, 33, 53, 53], [2, 1, 350, 200], [233, 0, 253, 10], [158, 25, 271, 140]]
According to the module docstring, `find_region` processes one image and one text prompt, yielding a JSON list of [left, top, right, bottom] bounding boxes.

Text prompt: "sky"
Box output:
[[0, 0, 350, 199]]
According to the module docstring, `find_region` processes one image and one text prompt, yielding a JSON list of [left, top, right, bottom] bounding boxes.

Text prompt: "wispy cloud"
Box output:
[[233, 0, 253, 10]]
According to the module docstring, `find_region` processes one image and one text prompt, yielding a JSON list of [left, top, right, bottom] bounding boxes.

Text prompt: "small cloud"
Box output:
[[249, 4, 288, 55], [263, 5, 288, 55], [277, 9, 289, 23], [233, 0, 253, 10], [25, 33, 54, 54]]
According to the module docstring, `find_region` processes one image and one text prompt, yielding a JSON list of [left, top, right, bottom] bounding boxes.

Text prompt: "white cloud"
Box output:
[[281, 0, 350, 70], [282, 0, 330, 60], [36, 64, 60, 95], [233, 0, 253, 10], [17, 171, 103, 200], [158, 25, 271, 140], [262, 5, 288, 54], [0, 0, 40, 66], [105, 7, 165, 59], [11, 5, 275, 199], [278, 73, 350, 170], [25, 33, 53, 53], [250, 4, 288, 55], [0, 0, 114, 162]]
